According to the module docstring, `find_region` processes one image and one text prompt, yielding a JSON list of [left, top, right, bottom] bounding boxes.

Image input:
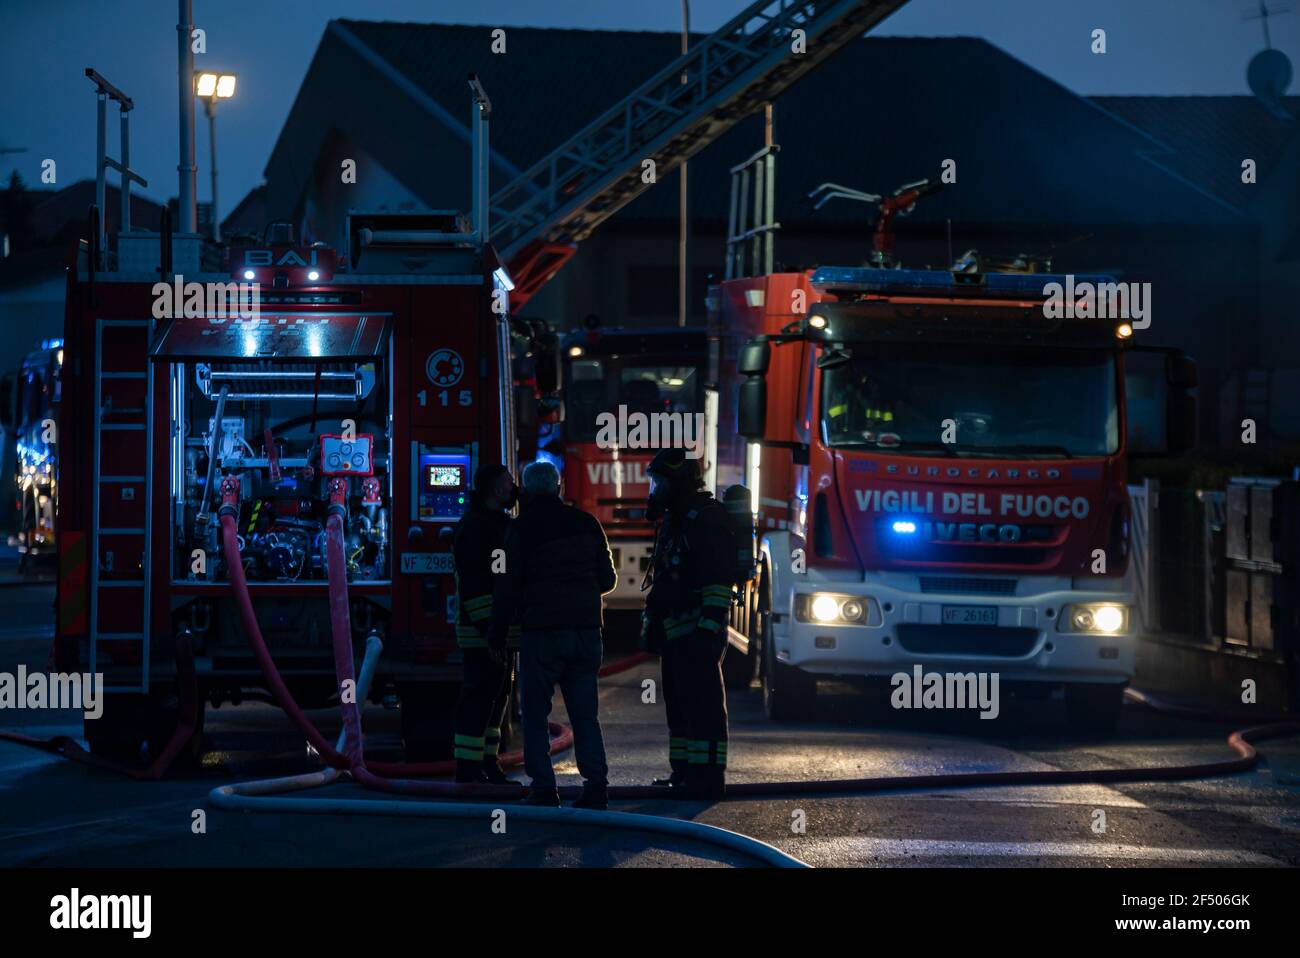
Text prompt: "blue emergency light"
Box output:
[[809, 266, 1119, 296], [891, 520, 917, 534]]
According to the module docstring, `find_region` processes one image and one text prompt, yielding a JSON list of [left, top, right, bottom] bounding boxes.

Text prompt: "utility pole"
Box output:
[[177, 0, 197, 234], [678, 0, 690, 328]]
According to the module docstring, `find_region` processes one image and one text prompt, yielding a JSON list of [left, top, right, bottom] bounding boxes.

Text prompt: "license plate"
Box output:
[[400, 552, 454, 575], [942, 604, 998, 626]]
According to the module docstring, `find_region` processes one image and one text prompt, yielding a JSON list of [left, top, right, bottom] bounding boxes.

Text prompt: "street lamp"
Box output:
[[194, 71, 236, 242], [679, 1, 690, 328]]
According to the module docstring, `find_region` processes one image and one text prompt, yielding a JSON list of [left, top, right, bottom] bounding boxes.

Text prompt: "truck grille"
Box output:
[[896, 624, 1038, 657], [919, 576, 1017, 596]]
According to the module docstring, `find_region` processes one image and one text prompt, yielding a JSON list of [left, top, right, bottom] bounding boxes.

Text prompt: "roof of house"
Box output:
[[265, 24, 1277, 234], [1089, 95, 1299, 209], [221, 183, 268, 239], [31, 179, 167, 240]]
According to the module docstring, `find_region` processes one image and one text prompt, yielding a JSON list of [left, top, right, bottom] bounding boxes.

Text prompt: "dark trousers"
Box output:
[[663, 631, 729, 774], [484, 653, 515, 762], [661, 638, 688, 775], [519, 628, 608, 789], [453, 648, 507, 763]]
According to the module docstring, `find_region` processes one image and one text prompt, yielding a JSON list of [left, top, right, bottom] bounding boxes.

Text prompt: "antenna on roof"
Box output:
[[1244, 0, 1293, 118]]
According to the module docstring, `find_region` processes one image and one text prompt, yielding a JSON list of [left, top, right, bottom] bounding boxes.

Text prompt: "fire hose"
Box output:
[[210, 476, 803, 867]]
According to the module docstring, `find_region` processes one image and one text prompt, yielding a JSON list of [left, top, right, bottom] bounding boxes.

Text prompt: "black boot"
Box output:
[[520, 785, 560, 807], [572, 781, 608, 810], [651, 770, 687, 788], [454, 759, 489, 784], [481, 758, 510, 784], [684, 766, 726, 800]]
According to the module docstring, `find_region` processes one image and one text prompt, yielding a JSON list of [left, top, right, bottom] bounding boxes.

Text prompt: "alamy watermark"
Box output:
[[50, 888, 151, 938], [890, 665, 1000, 720], [594, 404, 705, 459], [151, 274, 259, 320], [1042, 274, 1150, 329], [0, 667, 104, 719]]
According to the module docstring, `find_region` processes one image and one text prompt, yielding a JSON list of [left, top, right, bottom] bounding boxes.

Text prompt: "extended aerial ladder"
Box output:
[[493, 0, 912, 308]]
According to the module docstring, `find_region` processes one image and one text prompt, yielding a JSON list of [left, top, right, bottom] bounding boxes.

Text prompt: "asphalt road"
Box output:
[[1, 584, 1297, 868]]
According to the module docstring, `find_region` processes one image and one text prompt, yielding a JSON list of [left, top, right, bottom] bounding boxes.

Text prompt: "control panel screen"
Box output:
[[426, 464, 464, 489], [417, 451, 471, 522]]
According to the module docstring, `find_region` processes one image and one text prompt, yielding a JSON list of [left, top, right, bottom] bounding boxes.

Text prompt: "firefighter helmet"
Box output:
[[646, 447, 703, 488]]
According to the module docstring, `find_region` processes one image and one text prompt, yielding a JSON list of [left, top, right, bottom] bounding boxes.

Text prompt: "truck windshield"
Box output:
[[820, 344, 1119, 457], [565, 359, 702, 442]]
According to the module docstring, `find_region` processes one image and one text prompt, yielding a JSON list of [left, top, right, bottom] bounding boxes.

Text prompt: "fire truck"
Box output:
[[707, 160, 1198, 730], [56, 0, 915, 758], [545, 325, 708, 608], [58, 84, 522, 761]]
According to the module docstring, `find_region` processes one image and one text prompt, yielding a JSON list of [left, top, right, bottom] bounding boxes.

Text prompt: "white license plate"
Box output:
[[400, 553, 454, 575], [942, 605, 998, 626]]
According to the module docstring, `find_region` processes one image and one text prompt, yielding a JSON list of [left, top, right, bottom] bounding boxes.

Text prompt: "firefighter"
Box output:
[[641, 448, 734, 799], [451, 463, 520, 784]]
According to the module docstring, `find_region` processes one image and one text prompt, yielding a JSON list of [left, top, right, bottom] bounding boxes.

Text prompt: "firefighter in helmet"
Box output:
[[641, 448, 734, 799], [451, 463, 520, 783]]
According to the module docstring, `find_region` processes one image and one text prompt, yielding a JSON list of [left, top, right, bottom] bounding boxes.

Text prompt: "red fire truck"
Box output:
[[708, 185, 1196, 730], [545, 326, 708, 608], [57, 75, 526, 761]]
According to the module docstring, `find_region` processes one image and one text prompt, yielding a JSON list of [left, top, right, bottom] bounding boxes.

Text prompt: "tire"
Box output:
[[84, 693, 149, 761], [1065, 682, 1125, 735], [761, 616, 817, 721], [398, 681, 456, 761]]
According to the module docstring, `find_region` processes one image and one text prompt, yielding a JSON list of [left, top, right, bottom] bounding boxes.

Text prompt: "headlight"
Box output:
[[1059, 603, 1128, 635], [795, 592, 877, 626]]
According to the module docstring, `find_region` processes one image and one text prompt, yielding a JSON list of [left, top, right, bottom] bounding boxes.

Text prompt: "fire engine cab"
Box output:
[[545, 326, 708, 608], [709, 264, 1196, 730]]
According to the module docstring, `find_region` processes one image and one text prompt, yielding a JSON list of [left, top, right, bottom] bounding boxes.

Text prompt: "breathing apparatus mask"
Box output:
[[648, 475, 677, 523]]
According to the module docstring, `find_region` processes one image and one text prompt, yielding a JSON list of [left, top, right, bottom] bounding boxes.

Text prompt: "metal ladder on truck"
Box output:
[[87, 316, 154, 694], [492, 0, 912, 307]]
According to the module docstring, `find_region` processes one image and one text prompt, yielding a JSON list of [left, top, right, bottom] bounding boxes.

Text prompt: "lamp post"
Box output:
[[679, 0, 690, 328], [195, 72, 236, 242]]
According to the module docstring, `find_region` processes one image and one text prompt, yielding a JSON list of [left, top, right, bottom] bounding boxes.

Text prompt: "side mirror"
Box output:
[[738, 376, 767, 439], [514, 383, 537, 434], [738, 339, 771, 376], [1126, 347, 1196, 457], [535, 329, 561, 395], [1167, 352, 1198, 389], [1166, 390, 1196, 456]]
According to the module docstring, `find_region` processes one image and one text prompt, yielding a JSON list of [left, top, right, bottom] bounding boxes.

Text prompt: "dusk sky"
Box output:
[[1, 0, 1295, 221]]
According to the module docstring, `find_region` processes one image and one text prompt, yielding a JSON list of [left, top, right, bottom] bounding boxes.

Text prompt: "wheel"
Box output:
[[1065, 682, 1124, 735], [398, 681, 456, 761], [722, 586, 761, 690], [84, 693, 149, 761], [761, 614, 816, 721]]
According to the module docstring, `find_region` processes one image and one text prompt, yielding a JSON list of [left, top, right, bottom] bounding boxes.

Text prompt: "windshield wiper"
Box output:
[[831, 439, 957, 456], [964, 443, 1076, 459]]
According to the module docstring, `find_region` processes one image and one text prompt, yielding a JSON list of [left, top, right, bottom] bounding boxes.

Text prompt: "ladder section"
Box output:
[[89, 318, 153, 693], [493, 0, 912, 300]]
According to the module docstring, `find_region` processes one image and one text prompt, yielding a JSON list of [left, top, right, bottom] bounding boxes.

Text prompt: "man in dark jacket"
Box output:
[[487, 460, 616, 809], [451, 464, 519, 783], [641, 448, 735, 799]]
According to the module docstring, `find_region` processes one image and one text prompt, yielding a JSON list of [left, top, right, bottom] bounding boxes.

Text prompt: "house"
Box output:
[[230, 25, 1300, 449]]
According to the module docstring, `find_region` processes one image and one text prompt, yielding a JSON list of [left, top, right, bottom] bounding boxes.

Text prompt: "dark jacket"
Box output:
[[452, 504, 515, 649], [645, 492, 735, 641], [487, 494, 617, 642]]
